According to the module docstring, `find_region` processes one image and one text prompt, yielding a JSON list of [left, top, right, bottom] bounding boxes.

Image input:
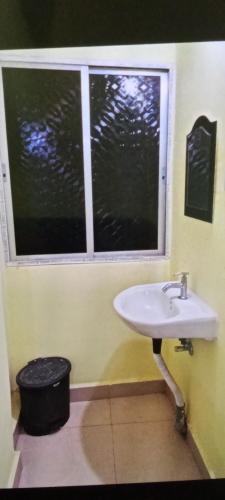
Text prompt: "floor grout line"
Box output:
[[66, 416, 174, 428], [110, 418, 174, 426]]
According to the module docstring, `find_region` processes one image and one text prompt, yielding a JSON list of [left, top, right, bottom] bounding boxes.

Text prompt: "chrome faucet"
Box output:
[[162, 272, 189, 300]]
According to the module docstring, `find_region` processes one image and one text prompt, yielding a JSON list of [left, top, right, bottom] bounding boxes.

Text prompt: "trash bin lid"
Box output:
[[16, 357, 71, 389]]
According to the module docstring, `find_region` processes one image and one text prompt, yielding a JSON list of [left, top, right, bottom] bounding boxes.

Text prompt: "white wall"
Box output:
[[0, 232, 15, 487]]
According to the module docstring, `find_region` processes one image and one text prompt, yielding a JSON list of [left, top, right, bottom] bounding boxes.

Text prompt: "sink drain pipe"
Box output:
[[152, 339, 187, 436]]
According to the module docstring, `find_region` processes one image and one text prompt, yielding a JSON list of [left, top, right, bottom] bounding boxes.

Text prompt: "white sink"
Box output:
[[113, 282, 218, 340]]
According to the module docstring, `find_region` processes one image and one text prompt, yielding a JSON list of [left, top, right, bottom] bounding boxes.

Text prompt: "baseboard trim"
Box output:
[[12, 379, 166, 444], [186, 429, 210, 479], [70, 379, 166, 401], [7, 451, 22, 489], [12, 454, 23, 488], [13, 420, 21, 449]]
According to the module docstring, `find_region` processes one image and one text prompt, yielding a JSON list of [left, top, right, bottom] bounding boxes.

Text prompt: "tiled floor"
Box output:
[[16, 393, 203, 488]]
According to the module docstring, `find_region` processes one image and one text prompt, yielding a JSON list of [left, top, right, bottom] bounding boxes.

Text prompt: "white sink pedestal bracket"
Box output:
[[152, 339, 187, 436]]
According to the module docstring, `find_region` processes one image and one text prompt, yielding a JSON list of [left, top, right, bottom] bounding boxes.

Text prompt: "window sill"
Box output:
[[6, 253, 170, 267]]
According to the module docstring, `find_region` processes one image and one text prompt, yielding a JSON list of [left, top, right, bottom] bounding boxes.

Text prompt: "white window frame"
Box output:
[[0, 59, 169, 265]]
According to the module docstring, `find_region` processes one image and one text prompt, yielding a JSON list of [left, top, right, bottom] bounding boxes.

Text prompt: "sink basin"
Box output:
[[113, 282, 218, 340]]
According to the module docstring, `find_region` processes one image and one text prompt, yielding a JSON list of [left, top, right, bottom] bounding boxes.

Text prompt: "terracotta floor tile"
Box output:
[[65, 399, 111, 427], [110, 393, 174, 424], [16, 394, 205, 488], [18, 425, 115, 487], [112, 421, 203, 484]]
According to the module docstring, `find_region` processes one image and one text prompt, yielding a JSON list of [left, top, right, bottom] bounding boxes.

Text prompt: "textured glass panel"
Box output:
[[3, 68, 86, 255], [90, 74, 160, 252]]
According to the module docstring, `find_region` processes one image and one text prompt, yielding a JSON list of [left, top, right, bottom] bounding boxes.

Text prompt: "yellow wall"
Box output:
[[0, 234, 15, 487], [165, 42, 225, 478], [6, 260, 169, 388]]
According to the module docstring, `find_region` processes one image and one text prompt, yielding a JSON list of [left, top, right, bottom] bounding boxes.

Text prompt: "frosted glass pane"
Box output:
[[3, 67, 86, 255], [90, 73, 160, 252]]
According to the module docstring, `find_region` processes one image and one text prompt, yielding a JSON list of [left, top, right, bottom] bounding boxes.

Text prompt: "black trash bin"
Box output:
[[16, 357, 71, 436]]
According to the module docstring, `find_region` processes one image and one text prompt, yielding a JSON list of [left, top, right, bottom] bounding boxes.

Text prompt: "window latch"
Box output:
[[1, 163, 7, 182], [161, 167, 166, 182]]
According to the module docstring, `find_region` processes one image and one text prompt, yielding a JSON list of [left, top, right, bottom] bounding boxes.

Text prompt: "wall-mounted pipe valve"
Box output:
[[174, 339, 193, 356]]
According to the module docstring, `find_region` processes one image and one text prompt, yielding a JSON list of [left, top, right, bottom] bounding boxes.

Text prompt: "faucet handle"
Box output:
[[174, 272, 189, 276], [174, 272, 189, 280]]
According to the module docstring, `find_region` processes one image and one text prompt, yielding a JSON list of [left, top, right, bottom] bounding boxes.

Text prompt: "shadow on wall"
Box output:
[[96, 338, 163, 384]]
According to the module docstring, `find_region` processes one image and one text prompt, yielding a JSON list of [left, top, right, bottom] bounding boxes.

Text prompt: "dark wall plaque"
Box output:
[[184, 115, 217, 223]]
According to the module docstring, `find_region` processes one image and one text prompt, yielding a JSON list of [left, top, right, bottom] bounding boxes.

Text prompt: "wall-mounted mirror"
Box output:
[[184, 115, 217, 223]]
